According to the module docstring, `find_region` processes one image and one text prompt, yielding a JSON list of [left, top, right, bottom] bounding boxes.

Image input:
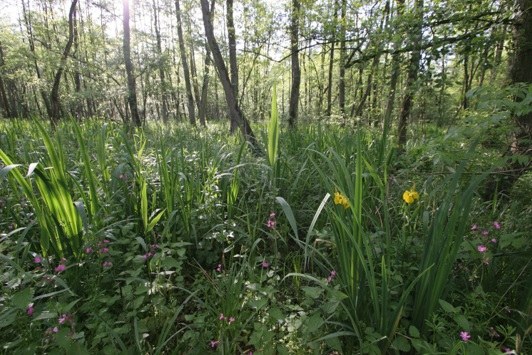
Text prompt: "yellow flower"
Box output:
[[403, 188, 420, 204], [333, 191, 350, 209]]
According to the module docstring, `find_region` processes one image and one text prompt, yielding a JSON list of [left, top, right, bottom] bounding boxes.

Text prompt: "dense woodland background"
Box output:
[[0, 0, 530, 146]]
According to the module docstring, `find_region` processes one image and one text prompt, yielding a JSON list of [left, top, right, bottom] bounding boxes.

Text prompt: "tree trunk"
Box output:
[[49, 0, 78, 126], [338, 0, 347, 117], [397, 0, 423, 152], [288, 0, 301, 128], [200, 0, 260, 153], [175, 0, 196, 125], [153, 0, 169, 122], [123, 0, 141, 127], [226, 0, 239, 132], [508, 0, 532, 167]]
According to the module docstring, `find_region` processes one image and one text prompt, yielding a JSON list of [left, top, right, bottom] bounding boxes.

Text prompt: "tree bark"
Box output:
[[175, 0, 196, 125], [226, 0, 239, 132], [325, 2, 338, 117], [123, 0, 142, 127], [397, 0, 423, 152], [200, 0, 260, 152], [49, 0, 78, 126], [288, 0, 301, 128], [153, 0, 169, 122], [508, 0, 532, 165], [338, 0, 347, 117]]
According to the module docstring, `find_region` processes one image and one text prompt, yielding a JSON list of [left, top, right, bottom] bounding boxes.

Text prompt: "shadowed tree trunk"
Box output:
[[338, 0, 347, 118], [49, 0, 78, 126], [153, 0, 169, 123], [123, 0, 141, 127], [397, 0, 423, 152], [175, 0, 196, 125], [227, 0, 239, 132], [200, 0, 260, 152], [288, 0, 301, 128]]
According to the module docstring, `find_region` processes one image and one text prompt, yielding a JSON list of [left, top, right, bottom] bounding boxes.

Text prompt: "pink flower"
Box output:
[[266, 212, 277, 230], [261, 260, 270, 269], [460, 331, 471, 342], [470, 224, 478, 232], [33, 256, 42, 264], [54, 264, 66, 273], [102, 261, 113, 268], [215, 264, 223, 272], [219, 313, 226, 321], [99, 247, 109, 254], [481, 229, 489, 237], [490, 238, 497, 244], [477, 245, 488, 253], [26, 304, 34, 316], [209, 340, 220, 349], [84, 247, 93, 254], [327, 270, 337, 284], [58, 314, 70, 324], [142, 252, 153, 261], [103, 239, 110, 244], [228, 316, 235, 325], [493, 221, 501, 230]]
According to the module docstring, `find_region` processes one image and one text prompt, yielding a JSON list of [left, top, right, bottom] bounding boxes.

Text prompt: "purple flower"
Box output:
[[266, 212, 277, 230], [103, 239, 110, 244], [261, 260, 270, 269], [33, 256, 42, 264], [58, 314, 70, 324], [219, 313, 226, 321], [493, 221, 501, 230], [26, 304, 34, 316], [209, 340, 220, 349], [460, 331, 471, 342], [477, 245, 488, 253], [84, 247, 93, 254], [470, 224, 478, 232], [54, 264, 66, 273], [490, 238, 497, 244], [228, 316, 235, 325], [99, 247, 109, 254], [102, 261, 113, 268], [481, 229, 489, 237], [327, 270, 337, 284], [215, 264, 223, 273]]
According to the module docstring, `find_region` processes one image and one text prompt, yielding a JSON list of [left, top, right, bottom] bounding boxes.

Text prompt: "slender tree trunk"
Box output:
[[123, 0, 141, 127], [153, 0, 169, 122], [49, 0, 78, 126], [200, 0, 260, 152], [288, 0, 301, 128], [175, 0, 196, 125], [226, 0, 239, 132], [397, 0, 423, 152], [338, 0, 347, 117], [198, 41, 211, 126]]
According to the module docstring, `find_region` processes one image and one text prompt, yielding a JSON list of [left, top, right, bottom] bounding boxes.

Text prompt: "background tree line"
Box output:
[[0, 0, 529, 150]]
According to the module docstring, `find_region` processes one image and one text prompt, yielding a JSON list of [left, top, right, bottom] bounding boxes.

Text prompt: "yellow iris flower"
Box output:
[[403, 188, 420, 204], [333, 191, 350, 209]]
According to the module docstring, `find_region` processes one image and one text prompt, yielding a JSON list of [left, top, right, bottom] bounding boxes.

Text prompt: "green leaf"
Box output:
[[12, 288, 32, 309], [454, 314, 470, 330], [439, 299, 457, 314], [302, 286, 323, 299], [305, 313, 324, 333], [409, 325, 420, 338], [392, 336, 411, 352]]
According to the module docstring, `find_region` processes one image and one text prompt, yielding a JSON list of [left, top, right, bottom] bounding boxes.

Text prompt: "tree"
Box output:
[[397, 0, 423, 152], [227, 0, 239, 132], [506, 0, 532, 184], [175, 0, 196, 125], [200, 0, 260, 152], [49, 0, 78, 126], [123, 0, 142, 127], [288, 0, 301, 128]]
